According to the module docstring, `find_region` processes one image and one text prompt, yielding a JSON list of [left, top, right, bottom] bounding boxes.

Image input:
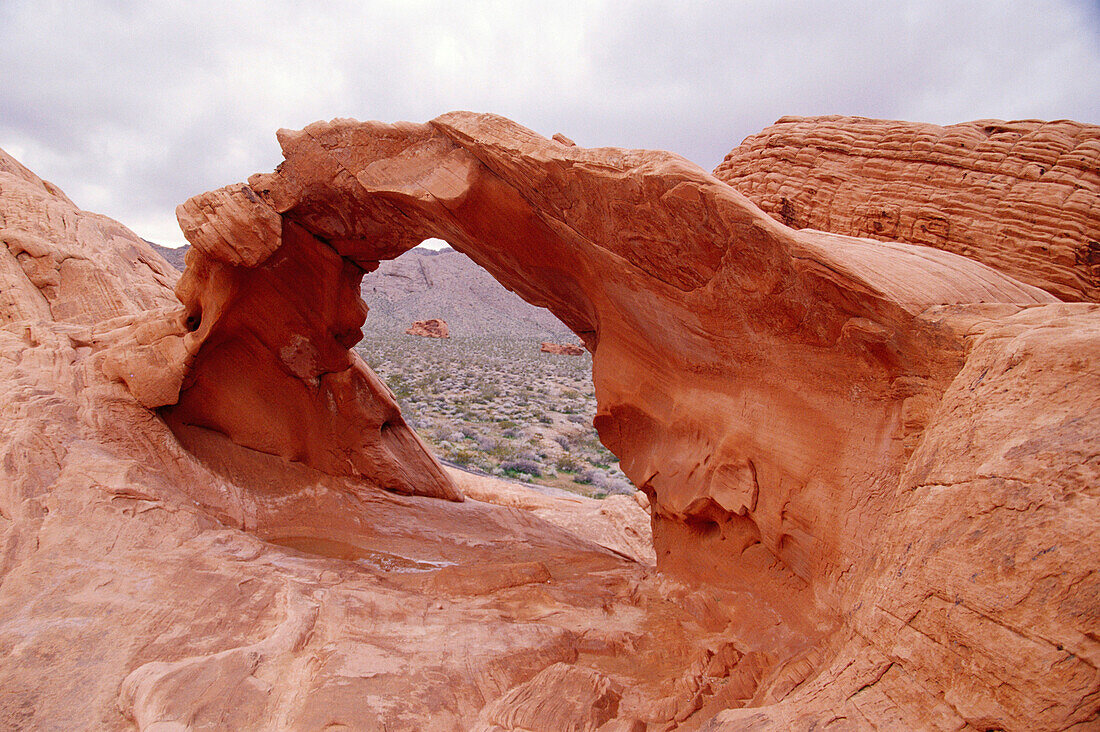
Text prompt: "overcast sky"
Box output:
[[2, 0, 1098, 248]]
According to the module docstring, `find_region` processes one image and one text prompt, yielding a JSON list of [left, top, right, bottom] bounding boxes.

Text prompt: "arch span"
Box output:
[[169, 111, 1052, 600]]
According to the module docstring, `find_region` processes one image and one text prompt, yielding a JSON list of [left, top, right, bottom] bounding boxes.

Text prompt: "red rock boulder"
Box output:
[[405, 318, 449, 338]]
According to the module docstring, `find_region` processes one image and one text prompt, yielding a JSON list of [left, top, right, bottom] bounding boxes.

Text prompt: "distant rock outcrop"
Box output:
[[715, 115, 1100, 301], [405, 318, 449, 338], [540, 341, 584, 355]]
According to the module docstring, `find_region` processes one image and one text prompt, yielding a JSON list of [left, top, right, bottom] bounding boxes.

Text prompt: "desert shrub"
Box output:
[[567, 415, 588, 424], [538, 414, 553, 424], [500, 459, 541, 477], [556, 454, 579, 472], [579, 469, 606, 487], [448, 448, 475, 467], [489, 442, 517, 459], [604, 478, 634, 496]]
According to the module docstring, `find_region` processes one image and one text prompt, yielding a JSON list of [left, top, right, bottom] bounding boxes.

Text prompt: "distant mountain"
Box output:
[[140, 242, 572, 339], [361, 247, 572, 339], [145, 241, 188, 271]]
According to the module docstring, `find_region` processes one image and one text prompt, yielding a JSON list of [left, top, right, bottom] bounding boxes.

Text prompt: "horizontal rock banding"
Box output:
[[715, 115, 1100, 301]]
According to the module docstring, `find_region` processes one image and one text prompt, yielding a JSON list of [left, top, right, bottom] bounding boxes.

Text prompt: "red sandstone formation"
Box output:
[[0, 110, 1097, 730], [715, 115, 1100, 302], [405, 317, 449, 337], [540, 341, 585, 355], [0, 148, 178, 324]]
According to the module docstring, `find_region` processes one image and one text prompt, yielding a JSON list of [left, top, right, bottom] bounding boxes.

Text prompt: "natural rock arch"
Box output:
[[148, 113, 1097, 727], [169, 110, 1046, 587]]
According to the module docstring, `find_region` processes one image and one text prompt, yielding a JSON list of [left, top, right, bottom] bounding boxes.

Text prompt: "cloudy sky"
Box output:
[[2, 0, 1098, 248]]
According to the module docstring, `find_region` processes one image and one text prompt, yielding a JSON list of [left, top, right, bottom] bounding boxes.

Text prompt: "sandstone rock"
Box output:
[[445, 466, 655, 564], [540, 341, 585, 355], [170, 112, 1092, 728], [405, 317, 449, 338], [0, 108, 1097, 731], [714, 115, 1100, 302], [474, 662, 622, 731], [0, 148, 179, 325]]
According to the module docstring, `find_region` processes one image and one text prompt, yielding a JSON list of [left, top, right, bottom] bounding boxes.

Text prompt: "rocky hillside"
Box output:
[[360, 247, 572, 338], [146, 240, 188, 271]]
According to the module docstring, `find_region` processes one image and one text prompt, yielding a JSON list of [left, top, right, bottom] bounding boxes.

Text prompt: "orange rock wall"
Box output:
[[714, 116, 1100, 301]]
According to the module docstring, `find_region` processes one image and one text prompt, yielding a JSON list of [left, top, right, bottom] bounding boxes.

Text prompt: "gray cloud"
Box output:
[[2, 0, 1097, 246]]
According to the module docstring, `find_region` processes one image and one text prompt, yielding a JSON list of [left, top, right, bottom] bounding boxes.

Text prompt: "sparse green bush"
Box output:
[[556, 454, 579, 472], [501, 459, 541, 477]]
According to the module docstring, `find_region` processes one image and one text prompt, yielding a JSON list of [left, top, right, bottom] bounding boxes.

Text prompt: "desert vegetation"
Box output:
[[357, 334, 634, 497]]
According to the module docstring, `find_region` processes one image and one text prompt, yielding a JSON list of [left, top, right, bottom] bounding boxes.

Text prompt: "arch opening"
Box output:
[[356, 240, 632, 499]]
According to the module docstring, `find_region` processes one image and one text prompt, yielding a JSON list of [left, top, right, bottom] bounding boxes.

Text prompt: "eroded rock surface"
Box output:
[[0, 109, 1097, 731], [715, 115, 1100, 302], [0, 148, 178, 324]]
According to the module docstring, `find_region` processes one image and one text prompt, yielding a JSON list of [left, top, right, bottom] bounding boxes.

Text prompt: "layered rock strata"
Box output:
[[714, 115, 1100, 302]]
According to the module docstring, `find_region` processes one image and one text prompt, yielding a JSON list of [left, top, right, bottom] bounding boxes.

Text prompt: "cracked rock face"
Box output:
[[0, 113, 1097, 730]]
